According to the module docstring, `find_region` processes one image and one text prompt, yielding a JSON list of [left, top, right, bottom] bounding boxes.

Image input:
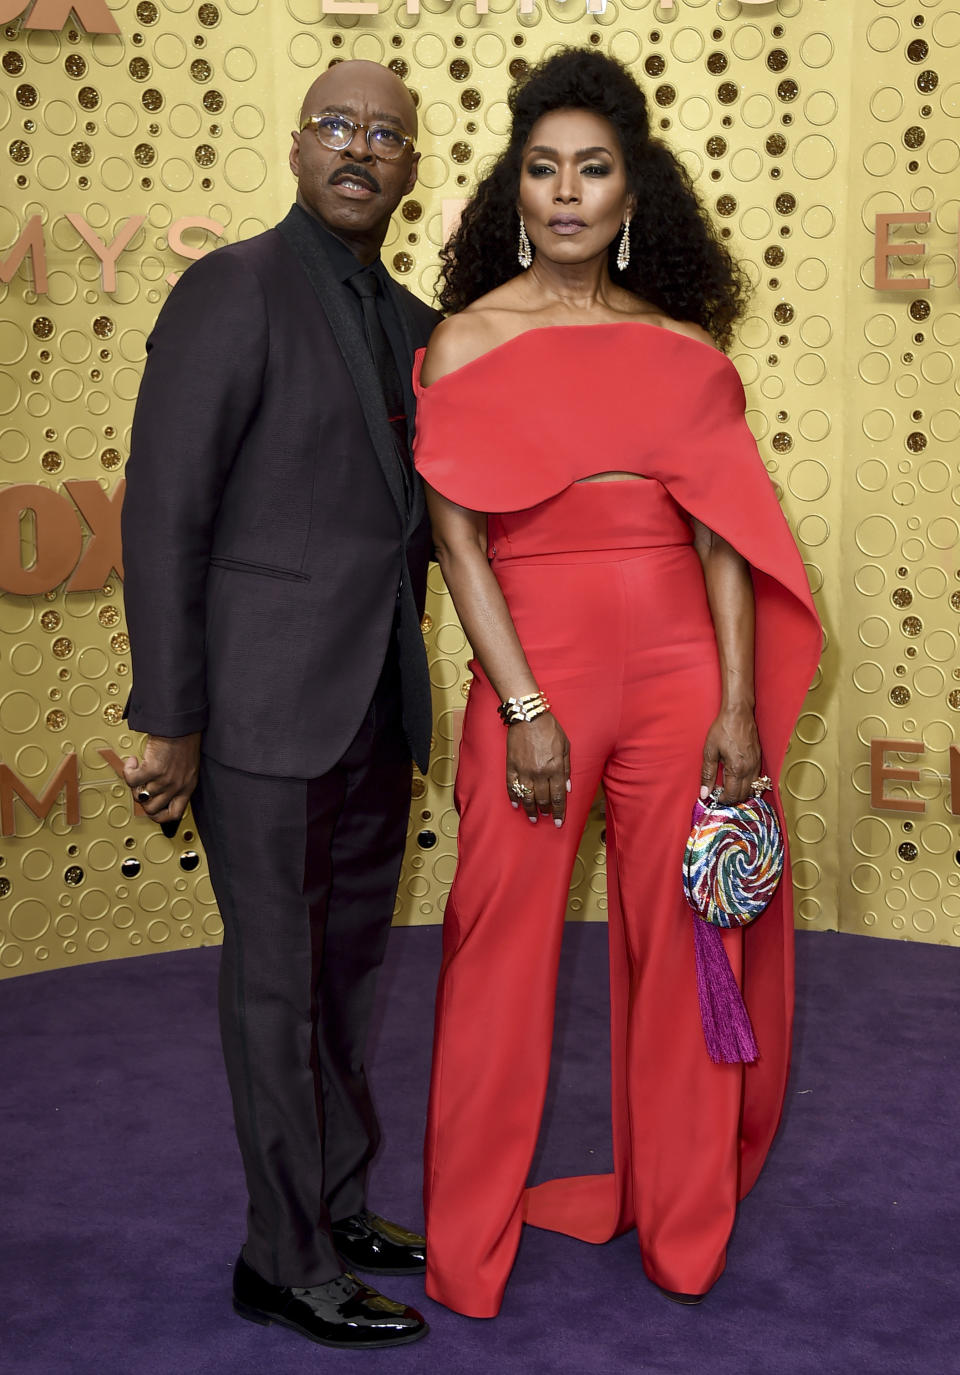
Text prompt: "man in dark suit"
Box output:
[[121, 61, 440, 1350]]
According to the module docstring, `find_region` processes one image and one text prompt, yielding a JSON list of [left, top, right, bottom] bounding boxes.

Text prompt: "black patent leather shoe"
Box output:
[[330, 1210, 427, 1277], [232, 1255, 428, 1349]]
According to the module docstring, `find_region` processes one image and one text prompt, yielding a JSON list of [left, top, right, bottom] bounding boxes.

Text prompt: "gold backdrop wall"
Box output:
[[1, 0, 958, 979]]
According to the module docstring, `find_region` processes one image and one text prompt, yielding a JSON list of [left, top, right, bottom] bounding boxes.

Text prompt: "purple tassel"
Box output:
[[692, 917, 759, 1065]]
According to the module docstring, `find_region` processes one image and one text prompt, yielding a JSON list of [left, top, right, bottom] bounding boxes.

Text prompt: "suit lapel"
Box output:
[[277, 207, 408, 522]]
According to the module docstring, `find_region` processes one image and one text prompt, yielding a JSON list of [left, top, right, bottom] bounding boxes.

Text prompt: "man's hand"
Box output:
[[123, 733, 202, 823]]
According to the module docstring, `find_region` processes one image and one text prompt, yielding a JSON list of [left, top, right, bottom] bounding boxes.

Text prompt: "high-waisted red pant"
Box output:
[[423, 480, 748, 1317]]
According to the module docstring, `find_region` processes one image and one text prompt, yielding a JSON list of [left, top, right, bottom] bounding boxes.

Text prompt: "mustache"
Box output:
[[329, 163, 380, 193]]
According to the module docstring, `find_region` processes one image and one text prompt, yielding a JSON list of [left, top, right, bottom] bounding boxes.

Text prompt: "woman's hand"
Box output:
[[699, 704, 761, 805], [506, 713, 571, 826]]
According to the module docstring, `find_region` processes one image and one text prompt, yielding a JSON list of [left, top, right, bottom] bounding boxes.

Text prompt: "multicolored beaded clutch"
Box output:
[[681, 779, 784, 1066], [682, 784, 784, 929]]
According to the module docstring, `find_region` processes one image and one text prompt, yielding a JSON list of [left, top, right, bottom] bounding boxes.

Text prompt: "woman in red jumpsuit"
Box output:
[[413, 50, 822, 1318]]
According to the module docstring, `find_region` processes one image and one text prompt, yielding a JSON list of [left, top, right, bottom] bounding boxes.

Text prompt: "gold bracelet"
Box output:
[[498, 690, 550, 725]]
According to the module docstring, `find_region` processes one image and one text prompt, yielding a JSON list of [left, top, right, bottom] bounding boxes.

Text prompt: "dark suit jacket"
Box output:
[[122, 205, 441, 777]]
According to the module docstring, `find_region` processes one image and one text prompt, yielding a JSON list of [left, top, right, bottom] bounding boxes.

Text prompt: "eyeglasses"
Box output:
[[300, 113, 415, 161]]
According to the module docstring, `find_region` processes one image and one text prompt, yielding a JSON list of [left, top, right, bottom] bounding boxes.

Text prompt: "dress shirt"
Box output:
[[289, 202, 411, 429]]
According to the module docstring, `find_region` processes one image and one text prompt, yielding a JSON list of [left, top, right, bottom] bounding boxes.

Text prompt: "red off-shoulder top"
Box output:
[[413, 322, 821, 784]]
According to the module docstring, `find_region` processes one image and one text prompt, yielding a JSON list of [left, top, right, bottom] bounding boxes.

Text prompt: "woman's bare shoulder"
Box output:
[[419, 316, 492, 387], [607, 292, 718, 351], [656, 317, 718, 351], [421, 287, 528, 386]]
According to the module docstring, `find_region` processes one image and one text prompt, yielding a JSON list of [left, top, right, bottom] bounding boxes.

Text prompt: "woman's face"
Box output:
[[518, 107, 633, 267]]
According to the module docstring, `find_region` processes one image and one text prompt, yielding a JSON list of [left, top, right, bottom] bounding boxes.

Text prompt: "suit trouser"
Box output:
[[424, 487, 747, 1317], [192, 655, 412, 1287]]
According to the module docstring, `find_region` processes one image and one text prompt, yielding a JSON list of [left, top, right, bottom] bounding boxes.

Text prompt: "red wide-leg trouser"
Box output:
[[423, 482, 746, 1318]]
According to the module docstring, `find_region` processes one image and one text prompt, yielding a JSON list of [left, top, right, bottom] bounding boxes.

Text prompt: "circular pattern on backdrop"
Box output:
[[792, 134, 836, 179], [867, 17, 900, 54], [795, 257, 828, 291], [0, 0, 956, 966], [731, 25, 763, 62], [870, 86, 903, 122], [742, 94, 773, 129], [671, 28, 704, 64], [730, 148, 761, 181], [679, 96, 710, 131], [289, 33, 321, 69], [804, 91, 838, 127], [799, 33, 834, 69]]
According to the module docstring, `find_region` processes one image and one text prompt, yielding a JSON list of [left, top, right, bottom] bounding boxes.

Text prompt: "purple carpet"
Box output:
[[2, 925, 958, 1374]]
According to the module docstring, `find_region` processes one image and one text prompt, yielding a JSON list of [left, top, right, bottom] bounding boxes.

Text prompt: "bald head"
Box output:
[[299, 60, 418, 139], [290, 58, 421, 263]]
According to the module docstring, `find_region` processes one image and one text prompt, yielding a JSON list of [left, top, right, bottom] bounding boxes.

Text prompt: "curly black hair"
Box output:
[[436, 48, 749, 350]]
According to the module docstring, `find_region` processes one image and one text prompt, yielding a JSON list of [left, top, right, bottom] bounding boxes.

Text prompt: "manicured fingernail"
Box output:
[[554, 818, 563, 828], [699, 786, 709, 799], [529, 815, 538, 824], [566, 780, 572, 793]]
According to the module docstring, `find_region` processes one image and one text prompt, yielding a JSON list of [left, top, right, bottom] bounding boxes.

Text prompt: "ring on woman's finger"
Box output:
[[136, 789, 151, 805], [510, 779, 533, 801]]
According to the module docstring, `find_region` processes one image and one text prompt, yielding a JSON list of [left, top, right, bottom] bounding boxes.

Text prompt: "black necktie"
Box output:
[[348, 268, 411, 497]]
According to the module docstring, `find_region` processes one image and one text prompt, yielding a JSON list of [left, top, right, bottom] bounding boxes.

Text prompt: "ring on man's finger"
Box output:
[[510, 779, 534, 801], [136, 789, 151, 804]]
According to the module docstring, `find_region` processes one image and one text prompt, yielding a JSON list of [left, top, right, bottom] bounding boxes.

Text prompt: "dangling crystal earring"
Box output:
[[517, 212, 532, 270], [616, 215, 632, 272]]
